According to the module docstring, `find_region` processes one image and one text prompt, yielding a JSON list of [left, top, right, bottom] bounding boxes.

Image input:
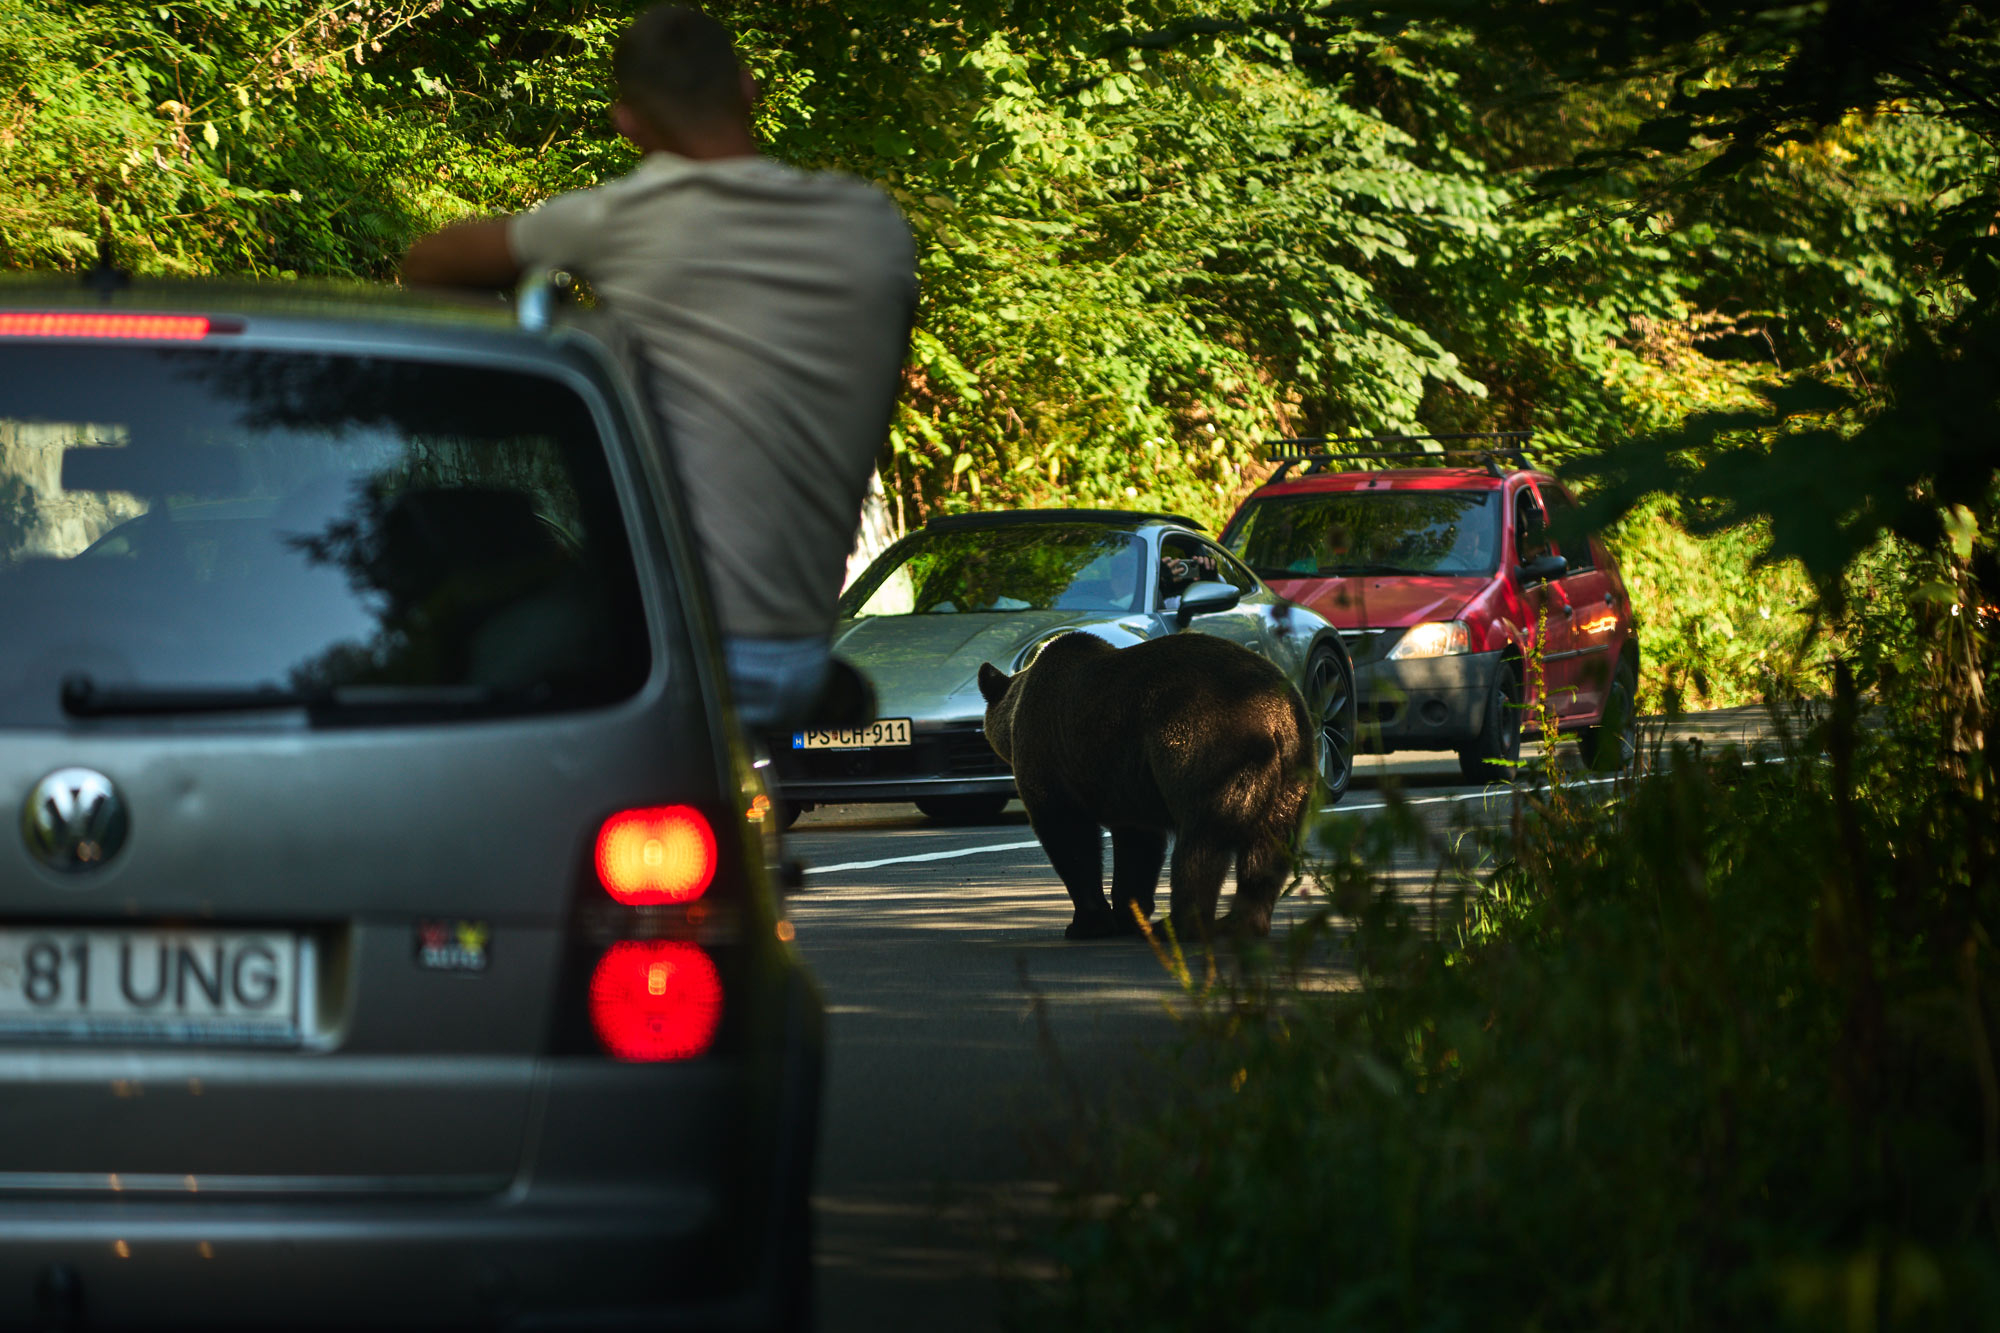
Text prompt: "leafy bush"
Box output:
[[1606, 501, 1821, 711], [1022, 705, 2000, 1330]]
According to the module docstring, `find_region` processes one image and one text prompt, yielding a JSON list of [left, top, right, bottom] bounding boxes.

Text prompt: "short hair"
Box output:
[[613, 6, 747, 130]]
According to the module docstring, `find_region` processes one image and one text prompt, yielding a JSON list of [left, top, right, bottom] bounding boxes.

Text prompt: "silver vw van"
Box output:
[[0, 283, 820, 1330]]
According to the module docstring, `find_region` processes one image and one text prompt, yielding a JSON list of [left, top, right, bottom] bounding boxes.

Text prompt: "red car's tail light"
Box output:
[[594, 805, 716, 904], [0, 313, 209, 340], [587, 941, 723, 1061]]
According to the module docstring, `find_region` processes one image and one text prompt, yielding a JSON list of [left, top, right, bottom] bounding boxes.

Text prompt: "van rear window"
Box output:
[[0, 346, 650, 727]]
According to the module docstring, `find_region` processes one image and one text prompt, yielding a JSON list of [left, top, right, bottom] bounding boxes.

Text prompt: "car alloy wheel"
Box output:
[[1305, 643, 1357, 804], [1584, 660, 1638, 772], [1458, 661, 1523, 783]]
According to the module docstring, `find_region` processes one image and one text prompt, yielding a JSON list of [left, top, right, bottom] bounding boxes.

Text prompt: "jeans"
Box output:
[[723, 635, 831, 732]]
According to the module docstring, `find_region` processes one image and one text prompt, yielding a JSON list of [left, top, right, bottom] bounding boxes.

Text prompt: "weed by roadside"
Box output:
[[1015, 704, 2000, 1331]]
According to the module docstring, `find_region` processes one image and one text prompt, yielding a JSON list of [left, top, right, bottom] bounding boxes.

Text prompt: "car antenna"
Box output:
[[80, 204, 132, 301]]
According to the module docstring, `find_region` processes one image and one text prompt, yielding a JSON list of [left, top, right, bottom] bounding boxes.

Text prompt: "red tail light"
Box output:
[[594, 806, 716, 904], [587, 941, 723, 1061], [0, 313, 209, 340]]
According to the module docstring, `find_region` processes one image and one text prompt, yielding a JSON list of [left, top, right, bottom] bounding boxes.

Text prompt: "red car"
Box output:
[[1219, 436, 1639, 779]]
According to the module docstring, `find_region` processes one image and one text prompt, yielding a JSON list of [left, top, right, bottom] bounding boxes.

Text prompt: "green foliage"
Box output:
[[1014, 5, 2000, 1326], [1605, 500, 1819, 710], [1024, 714, 2000, 1330], [1, 0, 1979, 697]]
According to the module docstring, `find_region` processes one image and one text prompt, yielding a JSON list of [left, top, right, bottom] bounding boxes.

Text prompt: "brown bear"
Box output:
[[977, 631, 1314, 940]]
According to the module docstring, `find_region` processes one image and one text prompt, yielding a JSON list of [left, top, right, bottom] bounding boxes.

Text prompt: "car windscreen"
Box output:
[[841, 525, 1146, 617], [0, 345, 651, 727], [1224, 490, 1501, 578]]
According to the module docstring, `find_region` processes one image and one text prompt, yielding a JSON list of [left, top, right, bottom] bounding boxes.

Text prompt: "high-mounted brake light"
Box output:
[[594, 806, 716, 905], [588, 941, 723, 1061], [0, 313, 209, 340]]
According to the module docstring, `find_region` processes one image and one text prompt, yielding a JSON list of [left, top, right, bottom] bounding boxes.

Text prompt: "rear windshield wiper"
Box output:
[[60, 674, 538, 720]]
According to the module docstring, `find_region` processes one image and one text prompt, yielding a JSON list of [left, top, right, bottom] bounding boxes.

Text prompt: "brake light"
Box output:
[[594, 806, 716, 904], [587, 941, 723, 1061], [0, 313, 209, 340]]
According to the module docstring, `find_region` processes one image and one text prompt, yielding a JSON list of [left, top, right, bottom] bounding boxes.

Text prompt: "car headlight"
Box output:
[[1388, 621, 1471, 660]]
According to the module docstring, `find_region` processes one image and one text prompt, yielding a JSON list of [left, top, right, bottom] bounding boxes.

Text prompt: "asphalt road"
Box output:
[[783, 707, 1783, 1333]]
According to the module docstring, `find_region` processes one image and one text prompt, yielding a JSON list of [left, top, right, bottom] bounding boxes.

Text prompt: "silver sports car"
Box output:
[[770, 509, 1358, 823]]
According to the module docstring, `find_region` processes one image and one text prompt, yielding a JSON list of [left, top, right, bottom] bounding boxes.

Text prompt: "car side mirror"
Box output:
[[1174, 580, 1242, 628], [1517, 553, 1568, 584], [799, 657, 876, 729]]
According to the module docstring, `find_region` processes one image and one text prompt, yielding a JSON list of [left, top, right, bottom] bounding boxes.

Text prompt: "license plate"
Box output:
[[792, 718, 913, 750], [0, 929, 304, 1045]]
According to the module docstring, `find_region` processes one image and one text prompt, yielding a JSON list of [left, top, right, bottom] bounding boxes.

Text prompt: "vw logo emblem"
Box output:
[[21, 768, 130, 873]]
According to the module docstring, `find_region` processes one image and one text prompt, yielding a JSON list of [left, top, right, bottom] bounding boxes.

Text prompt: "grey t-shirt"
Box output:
[[509, 152, 916, 639]]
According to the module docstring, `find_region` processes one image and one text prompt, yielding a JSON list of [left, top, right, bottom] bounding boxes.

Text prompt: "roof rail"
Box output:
[[515, 270, 576, 332], [80, 233, 131, 301], [1262, 431, 1535, 482]]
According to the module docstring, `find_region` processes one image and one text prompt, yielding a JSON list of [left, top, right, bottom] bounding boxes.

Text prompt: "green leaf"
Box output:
[[1945, 506, 1978, 561]]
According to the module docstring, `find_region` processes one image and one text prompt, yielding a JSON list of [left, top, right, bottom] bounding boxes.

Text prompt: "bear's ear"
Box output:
[[977, 662, 1011, 705]]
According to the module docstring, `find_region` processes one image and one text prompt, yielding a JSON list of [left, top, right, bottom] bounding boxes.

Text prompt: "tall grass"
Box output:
[[1019, 701, 2000, 1330]]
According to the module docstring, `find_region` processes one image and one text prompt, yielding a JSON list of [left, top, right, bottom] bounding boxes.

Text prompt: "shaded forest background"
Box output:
[[0, 0, 1991, 709], [9, 8, 2000, 1326]]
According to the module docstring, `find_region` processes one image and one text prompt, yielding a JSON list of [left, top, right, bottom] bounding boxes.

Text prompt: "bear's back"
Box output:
[[1009, 632, 1310, 825]]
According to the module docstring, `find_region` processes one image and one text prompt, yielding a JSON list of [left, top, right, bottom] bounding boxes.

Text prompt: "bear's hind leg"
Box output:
[[1028, 801, 1116, 939], [1167, 830, 1232, 939], [1108, 827, 1168, 936], [1220, 830, 1292, 937]]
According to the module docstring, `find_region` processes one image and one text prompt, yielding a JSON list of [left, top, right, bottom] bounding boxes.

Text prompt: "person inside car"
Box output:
[[399, 5, 917, 731], [1160, 551, 1217, 597]]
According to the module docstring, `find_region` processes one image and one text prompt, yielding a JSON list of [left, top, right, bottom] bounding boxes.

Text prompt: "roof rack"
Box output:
[[1263, 431, 1535, 481]]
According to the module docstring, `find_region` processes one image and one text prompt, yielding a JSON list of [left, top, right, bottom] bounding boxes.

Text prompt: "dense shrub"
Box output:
[[1023, 702, 2000, 1329]]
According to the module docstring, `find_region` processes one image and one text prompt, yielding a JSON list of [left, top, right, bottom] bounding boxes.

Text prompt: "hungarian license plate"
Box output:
[[792, 718, 913, 750], [0, 929, 305, 1045]]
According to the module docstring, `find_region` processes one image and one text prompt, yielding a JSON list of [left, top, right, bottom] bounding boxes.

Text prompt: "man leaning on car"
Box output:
[[400, 4, 917, 730]]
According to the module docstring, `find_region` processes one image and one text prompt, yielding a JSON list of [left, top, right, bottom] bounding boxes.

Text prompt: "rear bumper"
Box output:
[[0, 971, 825, 1332], [0, 1190, 749, 1331], [1355, 651, 1499, 752]]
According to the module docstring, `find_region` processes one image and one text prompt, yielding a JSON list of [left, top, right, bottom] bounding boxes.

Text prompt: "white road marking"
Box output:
[[1330, 769, 1626, 814], [798, 779, 1562, 877], [802, 839, 1052, 877], [797, 754, 1801, 878]]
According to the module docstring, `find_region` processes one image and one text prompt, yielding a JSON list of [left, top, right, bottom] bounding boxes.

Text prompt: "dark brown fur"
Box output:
[[978, 632, 1314, 940]]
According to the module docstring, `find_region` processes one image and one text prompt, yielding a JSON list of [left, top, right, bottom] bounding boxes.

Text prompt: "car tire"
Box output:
[[776, 800, 807, 832], [1458, 659, 1523, 783], [913, 794, 1011, 823], [1581, 657, 1639, 772], [1304, 641, 1358, 806], [764, 1140, 815, 1333], [758, 978, 824, 1333]]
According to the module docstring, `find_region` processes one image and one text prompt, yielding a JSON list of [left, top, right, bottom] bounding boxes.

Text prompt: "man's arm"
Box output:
[[400, 218, 520, 290]]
